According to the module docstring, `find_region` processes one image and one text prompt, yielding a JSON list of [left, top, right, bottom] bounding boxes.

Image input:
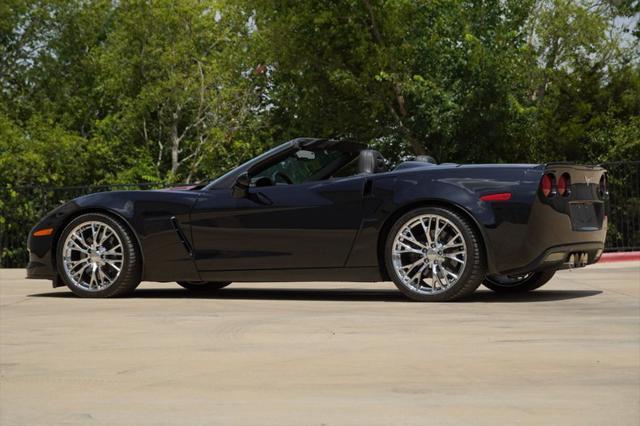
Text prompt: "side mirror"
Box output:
[[232, 172, 250, 198]]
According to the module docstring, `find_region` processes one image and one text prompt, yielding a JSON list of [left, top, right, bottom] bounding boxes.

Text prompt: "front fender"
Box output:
[[27, 189, 202, 283]]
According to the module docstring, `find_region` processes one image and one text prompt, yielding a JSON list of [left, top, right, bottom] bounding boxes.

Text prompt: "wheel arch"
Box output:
[[51, 208, 144, 281], [376, 199, 492, 280]]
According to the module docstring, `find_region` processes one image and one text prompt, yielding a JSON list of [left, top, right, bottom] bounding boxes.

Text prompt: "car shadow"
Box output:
[[29, 287, 602, 303]]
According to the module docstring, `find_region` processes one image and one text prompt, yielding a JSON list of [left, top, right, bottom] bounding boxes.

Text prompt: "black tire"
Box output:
[[56, 213, 141, 298], [177, 281, 231, 291], [483, 270, 556, 293], [384, 206, 486, 302]]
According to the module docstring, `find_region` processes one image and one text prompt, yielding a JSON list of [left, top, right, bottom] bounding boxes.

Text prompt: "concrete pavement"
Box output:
[[1, 263, 639, 425]]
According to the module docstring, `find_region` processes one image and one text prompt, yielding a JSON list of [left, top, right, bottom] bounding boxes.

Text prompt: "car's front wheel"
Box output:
[[177, 281, 231, 291], [57, 213, 141, 297], [483, 270, 556, 293], [385, 207, 486, 302]]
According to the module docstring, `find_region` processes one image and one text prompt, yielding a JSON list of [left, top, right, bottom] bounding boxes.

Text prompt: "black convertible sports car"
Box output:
[[27, 138, 608, 301]]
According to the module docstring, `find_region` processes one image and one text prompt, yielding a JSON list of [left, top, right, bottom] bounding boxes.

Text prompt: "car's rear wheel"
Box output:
[[385, 207, 486, 302], [57, 213, 141, 297], [483, 270, 556, 293], [177, 281, 231, 291]]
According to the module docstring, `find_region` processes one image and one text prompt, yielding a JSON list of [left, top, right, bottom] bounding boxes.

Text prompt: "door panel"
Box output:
[[190, 176, 365, 272]]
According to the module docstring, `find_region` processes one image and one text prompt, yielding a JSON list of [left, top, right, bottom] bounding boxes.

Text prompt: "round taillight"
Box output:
[[558, 173, 571, 196], [540, 173, 555, 197], [599, 174, 608, 198]]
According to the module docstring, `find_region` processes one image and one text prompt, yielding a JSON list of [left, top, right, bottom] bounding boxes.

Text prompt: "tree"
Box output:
[[1, 0, 274, 184], [92, 1, 272, 182]]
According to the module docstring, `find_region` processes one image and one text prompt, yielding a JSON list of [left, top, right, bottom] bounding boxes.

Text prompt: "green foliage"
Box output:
[[1, 0, 273, 186], [1, 0, 638, 182]]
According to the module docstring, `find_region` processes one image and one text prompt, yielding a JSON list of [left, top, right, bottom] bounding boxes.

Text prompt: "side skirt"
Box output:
[[198, 267, 383, 283]]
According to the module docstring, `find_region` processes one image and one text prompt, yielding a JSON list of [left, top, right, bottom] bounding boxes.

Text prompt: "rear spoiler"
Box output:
[[544, 162, 606, 172]]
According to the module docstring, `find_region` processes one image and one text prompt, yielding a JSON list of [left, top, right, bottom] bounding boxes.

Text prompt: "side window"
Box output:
[[331, 156, 360, 178], [253, 149, 349, 185]]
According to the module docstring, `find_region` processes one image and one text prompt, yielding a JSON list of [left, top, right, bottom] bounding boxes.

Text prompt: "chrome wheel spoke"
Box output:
[[442, 233, 463, 249], [67, 241, 83, 252], [97, 225, 110, 245], [394, 242, 423, 255], [431, 263, 441, 289], [439, 265, 451, 287], [444, 254, 465, 264], [89, 264, 98, 289], [105, 260, 121, 273], [400, 258, 424, 274], [73, 263, 90, 280], [68, 259, 88, 274], [103, 245, 122, 256], [421, 217, 432, 245], [399, 234, 424, 250], [97, 267, 109, 287], [73, 231, 89, 247], [409, 263, 428, 288], [434, 218, 446, 241], [442, 268, 458, 280]]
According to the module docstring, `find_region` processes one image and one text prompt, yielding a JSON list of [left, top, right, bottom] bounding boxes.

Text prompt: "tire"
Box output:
[[385, 206, 486, 302], [483, 270, 556, 293], [56, 213, 141, 298], [177, 281, 231, 291]]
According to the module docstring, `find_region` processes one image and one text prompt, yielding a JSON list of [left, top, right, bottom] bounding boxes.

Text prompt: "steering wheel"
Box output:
[[272, 170, 293, 185]]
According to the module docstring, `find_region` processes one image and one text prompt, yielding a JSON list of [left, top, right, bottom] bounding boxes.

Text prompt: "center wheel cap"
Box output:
[[426, 250, 440, 262], [89, 251, 103, 264]]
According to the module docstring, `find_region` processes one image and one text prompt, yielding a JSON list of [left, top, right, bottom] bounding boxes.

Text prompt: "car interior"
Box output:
[[250, 145, 438, 187]]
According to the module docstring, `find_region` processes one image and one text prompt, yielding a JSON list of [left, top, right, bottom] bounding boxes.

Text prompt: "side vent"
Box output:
[[170, 216, 193, 256]]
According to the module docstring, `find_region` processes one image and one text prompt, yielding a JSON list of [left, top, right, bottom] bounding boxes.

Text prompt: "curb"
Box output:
[[598, 251, 640, 263]]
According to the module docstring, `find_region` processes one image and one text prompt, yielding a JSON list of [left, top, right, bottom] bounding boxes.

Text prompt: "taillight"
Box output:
[[599, 174, 608, 198], [540, 173, 555, 197], [557, 173, 571, 197]]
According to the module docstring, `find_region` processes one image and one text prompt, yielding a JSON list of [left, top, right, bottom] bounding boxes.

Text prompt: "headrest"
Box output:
[[415, 155, 437, 164], [358, 150, 387, 174]]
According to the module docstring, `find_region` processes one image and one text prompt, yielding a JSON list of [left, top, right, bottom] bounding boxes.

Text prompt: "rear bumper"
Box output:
[[484, 184, 607, 275], [499, 241, 604, 275]]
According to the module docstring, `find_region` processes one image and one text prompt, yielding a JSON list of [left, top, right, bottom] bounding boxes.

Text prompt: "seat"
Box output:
[[358, 149, 388, 174]]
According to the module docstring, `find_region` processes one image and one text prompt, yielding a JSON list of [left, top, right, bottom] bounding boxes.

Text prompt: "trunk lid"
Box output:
[[542, 163, 607, 231]]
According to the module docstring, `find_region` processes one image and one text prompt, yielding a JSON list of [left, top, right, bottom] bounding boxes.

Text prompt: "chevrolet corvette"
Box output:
[[27, 138, 608, 301]]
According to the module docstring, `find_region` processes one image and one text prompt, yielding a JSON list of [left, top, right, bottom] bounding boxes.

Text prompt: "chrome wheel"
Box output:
[[61, 221, 124, 291], [391, 214, 467, 295], [483, 270, 556, 293]]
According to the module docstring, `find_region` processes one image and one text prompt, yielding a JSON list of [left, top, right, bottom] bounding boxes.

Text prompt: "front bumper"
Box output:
[[25, 201, 81, 285], [26, 250, 55, 280], [27, 246, 65, 287]]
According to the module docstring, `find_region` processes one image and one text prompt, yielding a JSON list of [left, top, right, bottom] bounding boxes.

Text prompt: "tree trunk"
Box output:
[[171, 112, 179, 176]]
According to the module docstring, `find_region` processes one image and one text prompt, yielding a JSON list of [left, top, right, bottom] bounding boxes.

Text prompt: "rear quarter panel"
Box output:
[[347, 164, 542, 274]]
